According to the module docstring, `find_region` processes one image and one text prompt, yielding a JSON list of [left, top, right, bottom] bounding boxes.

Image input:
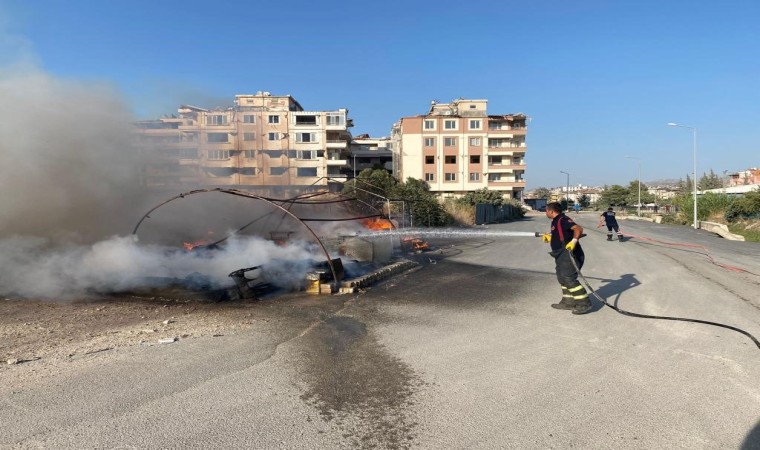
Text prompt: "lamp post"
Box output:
[[667, 123, 698, 229], [559, 170, 569, 207], [624, 156, 641, 216]]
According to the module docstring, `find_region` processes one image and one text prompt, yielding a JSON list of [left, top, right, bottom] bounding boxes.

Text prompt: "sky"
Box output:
[[1, 0, 759, 190]]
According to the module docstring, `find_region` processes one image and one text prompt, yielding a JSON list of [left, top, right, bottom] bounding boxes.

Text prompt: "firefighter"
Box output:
[[541, 202, 593, 315], [598, 207, 623, 241]]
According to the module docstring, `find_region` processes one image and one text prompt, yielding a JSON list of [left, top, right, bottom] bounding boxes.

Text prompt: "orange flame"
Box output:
[[361, 218, 394, 230], [183, 230, 215, 251]]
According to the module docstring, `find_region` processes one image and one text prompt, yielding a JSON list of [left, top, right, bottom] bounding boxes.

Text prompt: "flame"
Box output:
[[183, 240, 209, 251], [183, 230, 215, 251], [361, 217, 394, 230], [401, 236, 429, 251]]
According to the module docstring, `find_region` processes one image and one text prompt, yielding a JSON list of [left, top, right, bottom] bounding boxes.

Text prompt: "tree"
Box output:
[[698, 169, 723, 190], [577, 194, 591, 208], [458, 188, 505, 206], [342, 169, 397, 213], [532, 187, 551, 200], [392, 178, 450, 227], [625, 181, 656, 206], [599, 185, 629, 207]]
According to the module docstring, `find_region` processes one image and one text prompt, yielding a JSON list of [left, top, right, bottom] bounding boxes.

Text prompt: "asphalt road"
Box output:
[[2, 211, 760, 449]]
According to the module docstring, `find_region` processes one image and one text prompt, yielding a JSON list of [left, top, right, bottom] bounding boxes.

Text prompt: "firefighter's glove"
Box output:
[[565, 238, 578, 251], [541, 233, 551, 243]]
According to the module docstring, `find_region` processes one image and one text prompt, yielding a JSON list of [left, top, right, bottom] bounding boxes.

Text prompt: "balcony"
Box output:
[[487, 164, 525, 172], [326, 158, 347, 166], [486, 180, 526, 188], [326, 140, 347, 148], [487, 146, 527, 156]]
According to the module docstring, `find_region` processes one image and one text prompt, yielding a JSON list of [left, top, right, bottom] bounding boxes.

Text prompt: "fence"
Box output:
[[475, 204, 520, 225]]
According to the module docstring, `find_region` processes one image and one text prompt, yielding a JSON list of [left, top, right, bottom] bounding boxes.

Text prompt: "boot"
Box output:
[[551, 298, 575, 310], [618, 234, 624, 242], [607, 235, 612, 241], [572, 299, 593, 315]]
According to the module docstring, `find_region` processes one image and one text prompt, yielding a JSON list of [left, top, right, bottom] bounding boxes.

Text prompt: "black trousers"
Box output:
[[553, 248, 588, 302]]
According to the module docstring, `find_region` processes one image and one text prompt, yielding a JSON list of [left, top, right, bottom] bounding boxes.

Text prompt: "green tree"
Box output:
[[578, 194, 591, 208], [725, 189, 760, 221], [698, 169, 723, 190], [342, 169, 397, 213], [599, 185, 629, 207], [392, 178, 450, 227], [458, 188, 505, 206], [533, 187, 551, 200], [625, 181, 656, 206]]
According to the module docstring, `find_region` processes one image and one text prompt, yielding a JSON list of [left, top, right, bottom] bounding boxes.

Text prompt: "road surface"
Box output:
[[2, 211, 759, 449]]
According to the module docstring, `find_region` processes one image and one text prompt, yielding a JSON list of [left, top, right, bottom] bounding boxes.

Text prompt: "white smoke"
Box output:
[[0, 234, 318, 299], [0, 58, 337, 299]]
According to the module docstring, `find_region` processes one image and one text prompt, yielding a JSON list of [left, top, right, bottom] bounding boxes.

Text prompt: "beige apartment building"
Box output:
[[390, 98, 527, 200], [134, 92, 352, 193]]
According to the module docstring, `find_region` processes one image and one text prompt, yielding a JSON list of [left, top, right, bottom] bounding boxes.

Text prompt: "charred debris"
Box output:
[[129, 188, 427, 301]]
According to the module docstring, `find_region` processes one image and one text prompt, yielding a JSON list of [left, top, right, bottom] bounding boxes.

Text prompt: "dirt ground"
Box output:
[[0, 290, 334, 390]]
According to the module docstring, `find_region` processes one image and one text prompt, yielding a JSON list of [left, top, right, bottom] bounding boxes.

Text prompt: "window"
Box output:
[[445, 173, 456, 181], [179, 148, 198, 159], [424, 120, 435, 130], [469, 137, 481, 146], [488, 173, 502, 181], [206, 115, 228, 126], [268, 132, 280, 141], [469, 119, 481, 130], [243, 150, 256, 159], [243, 132, 256, 141], [295, 115, 317, 125], [469, 173, 480, 181], [297, 167, 318, 177], [298, 150, 316, 160], [444, 155, 456, 164], [243, 115, 256, 124], [207, 133, 229, 143], [268, 115, 280, 124], [296, 132, 316, 143], [444, 120, 457, 130], [326, 114, 344, 126], [207, 150, 230, 160], [425, 173, 434, 181], [424, 137, 435, 147], [270, 167, 287, 175], [425, 155, 435, 164], [444, 137, 456, 147], [470, 155, 480, 164]]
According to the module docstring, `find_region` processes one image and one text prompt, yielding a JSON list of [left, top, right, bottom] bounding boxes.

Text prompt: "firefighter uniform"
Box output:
[[601, 209, 623, 241], [549, 213, 592, 314]]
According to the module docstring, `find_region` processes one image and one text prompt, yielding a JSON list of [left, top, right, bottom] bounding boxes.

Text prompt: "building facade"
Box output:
[[728, 168, 760, 186], [134, 92, 352, 192], [391, 99, 527, 200], [349, 134, 393, 177]]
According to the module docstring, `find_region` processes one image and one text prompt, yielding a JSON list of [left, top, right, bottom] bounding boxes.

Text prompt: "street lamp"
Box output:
[[624, 156, 641, 216], [559, 170, 569, 206], [667, 123, 698, 229]]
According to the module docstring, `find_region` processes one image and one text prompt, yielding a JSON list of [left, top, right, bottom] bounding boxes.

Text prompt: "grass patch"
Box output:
[[728, 221, 760, 242]]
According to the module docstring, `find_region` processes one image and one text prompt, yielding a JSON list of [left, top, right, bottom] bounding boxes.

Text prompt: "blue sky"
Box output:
[[2, 0, 759, 189]]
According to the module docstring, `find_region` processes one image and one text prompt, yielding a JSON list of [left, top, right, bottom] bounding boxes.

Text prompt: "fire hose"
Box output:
[[534, 232, 760, 350]]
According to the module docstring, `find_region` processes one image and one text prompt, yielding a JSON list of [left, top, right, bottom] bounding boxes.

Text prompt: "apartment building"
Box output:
[[390, 98, 527, 200], [134, 92, 353, 193], [728, 168, 760, 186], [349, 134, 393, 177]]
